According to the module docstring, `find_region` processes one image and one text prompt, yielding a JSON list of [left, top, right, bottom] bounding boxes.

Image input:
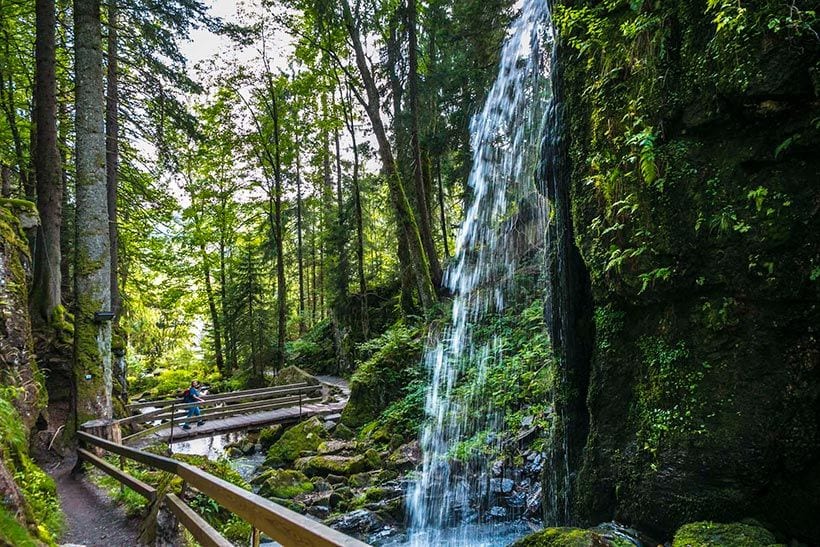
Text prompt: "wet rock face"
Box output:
[[554, 0, 820, 540]]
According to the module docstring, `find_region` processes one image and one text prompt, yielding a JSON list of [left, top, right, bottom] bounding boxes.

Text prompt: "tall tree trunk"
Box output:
[[342, 82, 369, 338], [59, 101, 72, 302], [73, 0, 113, 425], [32, 0, 63, 324], [340, 0, 435, 311], [270, 88, 287, 373], [218, 211, 231, 371], [436, 157, 450, 258], [310, 211, 317, 326], [295, 134, 306, 334], [199, 241, 224, 374], [331, 116, 349, 372], [106, 0, 120, 319], [407, 0, 442, 289]]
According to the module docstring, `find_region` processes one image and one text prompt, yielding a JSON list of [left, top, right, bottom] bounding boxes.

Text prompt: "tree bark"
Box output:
[[1, 165, 10, 197], [106, 0, 120, 320], [32, 0, 63, 324], [73, 0, 113, 426]]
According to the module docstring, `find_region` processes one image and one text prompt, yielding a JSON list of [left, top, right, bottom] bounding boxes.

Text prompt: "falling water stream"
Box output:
[[406, 0, 556, 544]]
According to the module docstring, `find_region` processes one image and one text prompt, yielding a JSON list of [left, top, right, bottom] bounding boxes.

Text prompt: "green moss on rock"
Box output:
[[672, 521, 780, 547], [512, 527, 632, 547], [265, 417, 328, 466], [258, 424, 284, 450], [256, 469, 314, 499], [294, 454, 373, 477]]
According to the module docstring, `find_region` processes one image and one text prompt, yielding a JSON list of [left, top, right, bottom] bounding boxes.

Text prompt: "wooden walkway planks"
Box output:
[[131, 401, 348, 447]]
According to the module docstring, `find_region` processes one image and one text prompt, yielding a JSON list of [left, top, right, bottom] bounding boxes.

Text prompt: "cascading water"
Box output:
[[406, 1, 558, 544]]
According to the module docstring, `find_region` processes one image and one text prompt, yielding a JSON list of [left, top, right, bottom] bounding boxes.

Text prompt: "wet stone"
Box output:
[[490, 478, 515, 493], [489, 506, 508, 518]]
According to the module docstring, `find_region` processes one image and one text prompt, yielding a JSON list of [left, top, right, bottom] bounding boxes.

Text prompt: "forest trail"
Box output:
[[50, 454, 141, 547]]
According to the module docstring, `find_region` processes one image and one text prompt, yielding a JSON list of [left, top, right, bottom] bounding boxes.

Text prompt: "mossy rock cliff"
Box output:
[[0, 203, 62, 544], [552, 0, 820, 541]]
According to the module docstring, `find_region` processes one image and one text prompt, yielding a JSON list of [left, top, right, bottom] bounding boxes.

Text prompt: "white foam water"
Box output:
[[405, 0, 556, 544]]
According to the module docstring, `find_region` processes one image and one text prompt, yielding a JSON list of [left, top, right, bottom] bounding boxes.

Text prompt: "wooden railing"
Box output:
[[78, 431, 370, 547], [119, 383, 324, 444]]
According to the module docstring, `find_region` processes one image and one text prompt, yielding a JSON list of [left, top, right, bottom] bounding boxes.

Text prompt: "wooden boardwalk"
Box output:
[[131, 400, 347, 448]]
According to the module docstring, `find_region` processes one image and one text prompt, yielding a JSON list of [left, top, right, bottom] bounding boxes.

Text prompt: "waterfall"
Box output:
[[406, 0, 558, 544]]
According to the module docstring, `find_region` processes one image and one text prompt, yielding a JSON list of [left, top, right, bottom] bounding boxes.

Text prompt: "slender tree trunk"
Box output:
[[295, 134, 306, 334], [270, 89, 287, 373], [218, 219, 231, 371], [59, 101, 72, 302], [340, 0, 435, 311], [73, 0, 113, 425], [342, 82, 369, 338], [436, 157, 451, 258], [32, 0, 63, 324], [407, 0, 442, 289], [310, 211, 317, 326], [199, 241, 224, 374], [106, 0, 120, 319], [331, 116, 349, 372]]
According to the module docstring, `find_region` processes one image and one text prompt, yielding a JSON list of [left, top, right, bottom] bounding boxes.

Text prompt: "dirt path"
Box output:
[[49, 455, 142, 547]]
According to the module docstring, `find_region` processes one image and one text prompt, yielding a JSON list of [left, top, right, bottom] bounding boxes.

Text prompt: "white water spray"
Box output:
[[406, 0, 556, 544]]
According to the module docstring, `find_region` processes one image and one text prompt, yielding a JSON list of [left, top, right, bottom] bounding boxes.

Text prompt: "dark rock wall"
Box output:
[[551, 0, 819, 540]]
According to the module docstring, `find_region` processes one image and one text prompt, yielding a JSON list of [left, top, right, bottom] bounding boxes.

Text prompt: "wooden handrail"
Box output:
[[77, 448, 156, 501], [166, 493, 233, 547], [117, 392, 310, 426], [126, 382, 312, 411], [78, 432, 370, 547], [120, 396, 324, 444]]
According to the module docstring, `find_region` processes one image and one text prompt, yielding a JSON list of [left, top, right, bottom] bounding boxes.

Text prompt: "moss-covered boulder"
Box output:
[[512, 527, 632, 547], [265, 417, 328, 466], [295, 454, 371, 477], [672, 522, 780, 547], [258, 424, 284, 450], [318, 440, 356, 455], [340, 323, 423, 429], [256, 469, 314, 500]]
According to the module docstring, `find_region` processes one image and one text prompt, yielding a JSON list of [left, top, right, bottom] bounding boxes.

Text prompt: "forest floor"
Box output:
[[50, 454, 141, 547]]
